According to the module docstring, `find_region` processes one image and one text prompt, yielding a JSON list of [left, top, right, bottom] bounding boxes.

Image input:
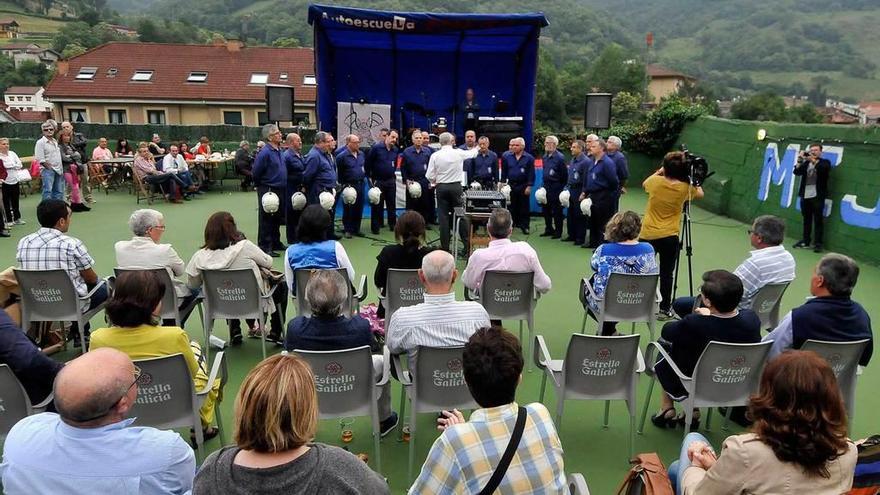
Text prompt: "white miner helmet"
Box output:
[[368, 186, 382, 205], [559, 190, 571, 208], [580, 197, 593, 216], [341, 186, 357, 205], [319, 191, 336, 210], [261, 191, 280, 213], [290, 192, 307, 210], [469, 181, 482, 190], [407, 181, 422, 198], [534, 187, 547, 205], [500, 184, 512, 201]]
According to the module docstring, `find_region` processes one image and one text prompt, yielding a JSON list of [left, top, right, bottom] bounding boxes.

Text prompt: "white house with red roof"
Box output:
[[44, 39, 317, 126], [3, 86, 52, 112]]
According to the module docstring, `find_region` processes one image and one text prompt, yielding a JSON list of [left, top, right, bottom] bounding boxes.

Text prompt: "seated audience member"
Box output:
[[186, 211, 288, 344], [461, 208, 551, 295], [235, 140, 254, 191], [89, 271, 221, 440], [285, 270, 398, 435], [91, 137, 113, 162], [161, 145, 199, 197], [16, 199, 108, 346], [584, 210, 658, 335], [179, 142, 194, 160], [410, 326, 565, 493], [148, 134, 166, 156], [194, 354, 389, 494], [195, 136, 211, 157], [115, 209, 199, 326], [283, 204, 355, 294], [673, 215, 795, 317], [114, 138, 133, 157], [374, 210, 433, 318], [0, 311, 62, 406], [668, 350, 857, 495], [651, 270, 761, 430], [0, 348, 196, 494], [132, 143, 185, 204], [90, 137, 114, 184], [256, 140, 266, 154], [387, 250, 490, 367], [764, 253, 873, 365]]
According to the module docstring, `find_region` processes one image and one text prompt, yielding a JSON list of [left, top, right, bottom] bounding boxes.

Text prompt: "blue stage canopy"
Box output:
[[308, 4, 548, 148]]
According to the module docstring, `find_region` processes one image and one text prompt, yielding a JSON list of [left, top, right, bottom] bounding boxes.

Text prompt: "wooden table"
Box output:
[[90, 157, 135, 193]]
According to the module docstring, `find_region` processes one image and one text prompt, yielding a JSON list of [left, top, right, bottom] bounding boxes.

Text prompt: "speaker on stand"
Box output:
[[584, 93, 612, 130], [266, 84, 295, 123]]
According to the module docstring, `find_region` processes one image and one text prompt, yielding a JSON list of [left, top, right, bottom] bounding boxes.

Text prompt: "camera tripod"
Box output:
[[671, 199, 695, 303]]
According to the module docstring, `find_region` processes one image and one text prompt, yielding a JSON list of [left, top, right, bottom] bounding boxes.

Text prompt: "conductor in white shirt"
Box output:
[[426, 132, 479, 252]]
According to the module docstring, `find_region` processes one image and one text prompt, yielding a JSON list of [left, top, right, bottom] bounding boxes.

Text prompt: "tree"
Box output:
[[136, 18, 161, 42], [79, 9, 102, 26], [586, 44, 645, 96], [272, 37, 300, 48], [61, 43, 88, 59], [786, 104, 823, 123], [611, 91, 642, 123], [731, 92, 788, 121], [534, 48, 569, 130]]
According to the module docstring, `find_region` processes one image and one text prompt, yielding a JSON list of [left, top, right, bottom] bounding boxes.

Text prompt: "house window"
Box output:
[[293, 112, 310, 125], [223, 111, 243, 125], [187, 71, 208, 82], [131, 70, 153, 82], [249, 73, 269, 84], [303, 74, 316, 86], [147, 110, 166, 125], [257, 111, 269, 126], [16, 96, 22, 101], [68, 109, 87, 123], [279, 72, 288, 81], [75, 67, 96, 80], [25, 96, 31, 101], [108, 109, 127, 124]]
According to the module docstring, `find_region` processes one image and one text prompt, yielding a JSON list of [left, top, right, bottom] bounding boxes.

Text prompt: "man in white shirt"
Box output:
[[426, 132, 479, 252], [161, 145, 198, 198], [387, 250, 490, 368]]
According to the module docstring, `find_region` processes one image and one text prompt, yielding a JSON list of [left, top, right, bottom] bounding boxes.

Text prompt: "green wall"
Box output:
[[630, 116, 880, 265]]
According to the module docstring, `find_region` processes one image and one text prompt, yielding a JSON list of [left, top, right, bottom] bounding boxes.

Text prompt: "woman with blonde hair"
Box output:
[[194, 354, 389, 494]]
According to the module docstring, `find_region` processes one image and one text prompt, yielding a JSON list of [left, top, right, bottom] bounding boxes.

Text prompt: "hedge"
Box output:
[[0, 123, 316, 145]]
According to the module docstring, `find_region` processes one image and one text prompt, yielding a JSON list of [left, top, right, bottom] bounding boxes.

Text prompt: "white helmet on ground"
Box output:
[[534, 187, 547, 205], [407, 181, 422, 198], [341, 186, 357, 205], [261, 191, 280, 213], [290, 192, 307, 210], [559, 190, 571, 208], [368, 186, 382, 205], [469, 181, 482, 190], [580, 197, 593, 216], [500, 184, 511, 201], [319, 191, 336, 210]]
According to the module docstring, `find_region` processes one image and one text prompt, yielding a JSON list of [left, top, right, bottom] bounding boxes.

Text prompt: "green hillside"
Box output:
[[0, 1, 69, 43]]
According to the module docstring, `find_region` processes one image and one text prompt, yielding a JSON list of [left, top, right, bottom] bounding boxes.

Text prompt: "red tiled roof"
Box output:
[[647, 64, 695, 80], [0, 43, 39, 50], [0, 19, 19, 26], [45, 42, 316, 103], [5, 86, 41, 94]]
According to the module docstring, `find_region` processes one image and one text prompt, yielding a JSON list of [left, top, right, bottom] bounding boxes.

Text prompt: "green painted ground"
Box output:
[[2, 185, 877, 494]]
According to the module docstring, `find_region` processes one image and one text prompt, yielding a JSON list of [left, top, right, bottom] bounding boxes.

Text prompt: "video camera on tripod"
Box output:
[[677, 144, 713, 187]]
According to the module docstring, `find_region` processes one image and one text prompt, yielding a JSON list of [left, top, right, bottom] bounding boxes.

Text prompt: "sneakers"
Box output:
[[793, 240, 810, 249], [379, 412, 399, 437], [813, 244, 823, 253], [656, 309, 676, 321]]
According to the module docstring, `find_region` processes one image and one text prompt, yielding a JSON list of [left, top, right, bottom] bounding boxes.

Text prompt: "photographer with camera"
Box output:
[[640, 151, 704, 320], [793, 143, 831, 253]]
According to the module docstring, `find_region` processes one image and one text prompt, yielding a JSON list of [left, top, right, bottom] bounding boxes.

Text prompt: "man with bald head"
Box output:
[[283, 132, 306, 244], [0, 348, 195, 494], [500, 137, 535, 234], [336, 134, 366, 238], [386, 250, 490, 368], [402, 130, 435, 226]]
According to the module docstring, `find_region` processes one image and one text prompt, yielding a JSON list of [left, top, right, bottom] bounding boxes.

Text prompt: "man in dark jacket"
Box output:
[[792, 143, 831, 253], [234, 140, 254, 191], [0, 311, 62, 407]]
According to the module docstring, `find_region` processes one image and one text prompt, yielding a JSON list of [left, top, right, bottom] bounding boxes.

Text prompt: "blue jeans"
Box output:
[[672, 296, 697, 318], [41, 168, 65, 200], [668, 432, 712, 495]]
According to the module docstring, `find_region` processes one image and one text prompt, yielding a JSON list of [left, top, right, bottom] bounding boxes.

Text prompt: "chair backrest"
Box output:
[[691, 341, 772, 408], [748, 282, 790, 329], [412, 346, 478, 414], [562, 334, 641, 402], [13, 268, 82, 325], [0, 364, 34, 438], [599, 273, 659, 323], [294, 268, 354, 318], [384, 269, 424, 320], [201, 268, 263, 320], [478, 271, 535, 320], [113, 267, 180, 322], [800, 339, 869, 416], [294, 346, 375, 419], [129, 354, 199, 431]]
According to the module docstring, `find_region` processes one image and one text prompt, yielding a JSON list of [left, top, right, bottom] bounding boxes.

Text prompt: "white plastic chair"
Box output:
[[801, 338, 869, 424], [746, 282, 790, 330], [293, 268, 367, 317], [567, 473, 591, 495], [476, 270, 539, 371], [378, 269, 423, 321], [201, 268, 278, 360], [293, 345, 390, 473], [130, 352, 227, 459], [0, 364, 53, 439], [14, 268, 108, 353], [113, 267, 203, 327], [638, 340, 772, 436], [394, 345, 478, 481], [534, 333, 644, 459], [580, 273, 659, 341]]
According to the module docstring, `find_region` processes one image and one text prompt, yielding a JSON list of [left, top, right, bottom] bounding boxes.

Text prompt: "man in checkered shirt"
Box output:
[[16, 199, 107, 345]]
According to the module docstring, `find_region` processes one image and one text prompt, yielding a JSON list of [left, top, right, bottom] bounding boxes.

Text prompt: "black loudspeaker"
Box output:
[[584, 93, 612, 129], [477, 118, 525, 155], [266, 85, 294, 122]]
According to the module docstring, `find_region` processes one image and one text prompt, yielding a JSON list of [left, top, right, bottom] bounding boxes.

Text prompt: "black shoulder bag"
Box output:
[[478, 406, 527, 495]]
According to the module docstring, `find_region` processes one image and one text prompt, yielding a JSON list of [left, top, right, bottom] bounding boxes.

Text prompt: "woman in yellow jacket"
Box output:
[[90, 270, 221, 441]]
